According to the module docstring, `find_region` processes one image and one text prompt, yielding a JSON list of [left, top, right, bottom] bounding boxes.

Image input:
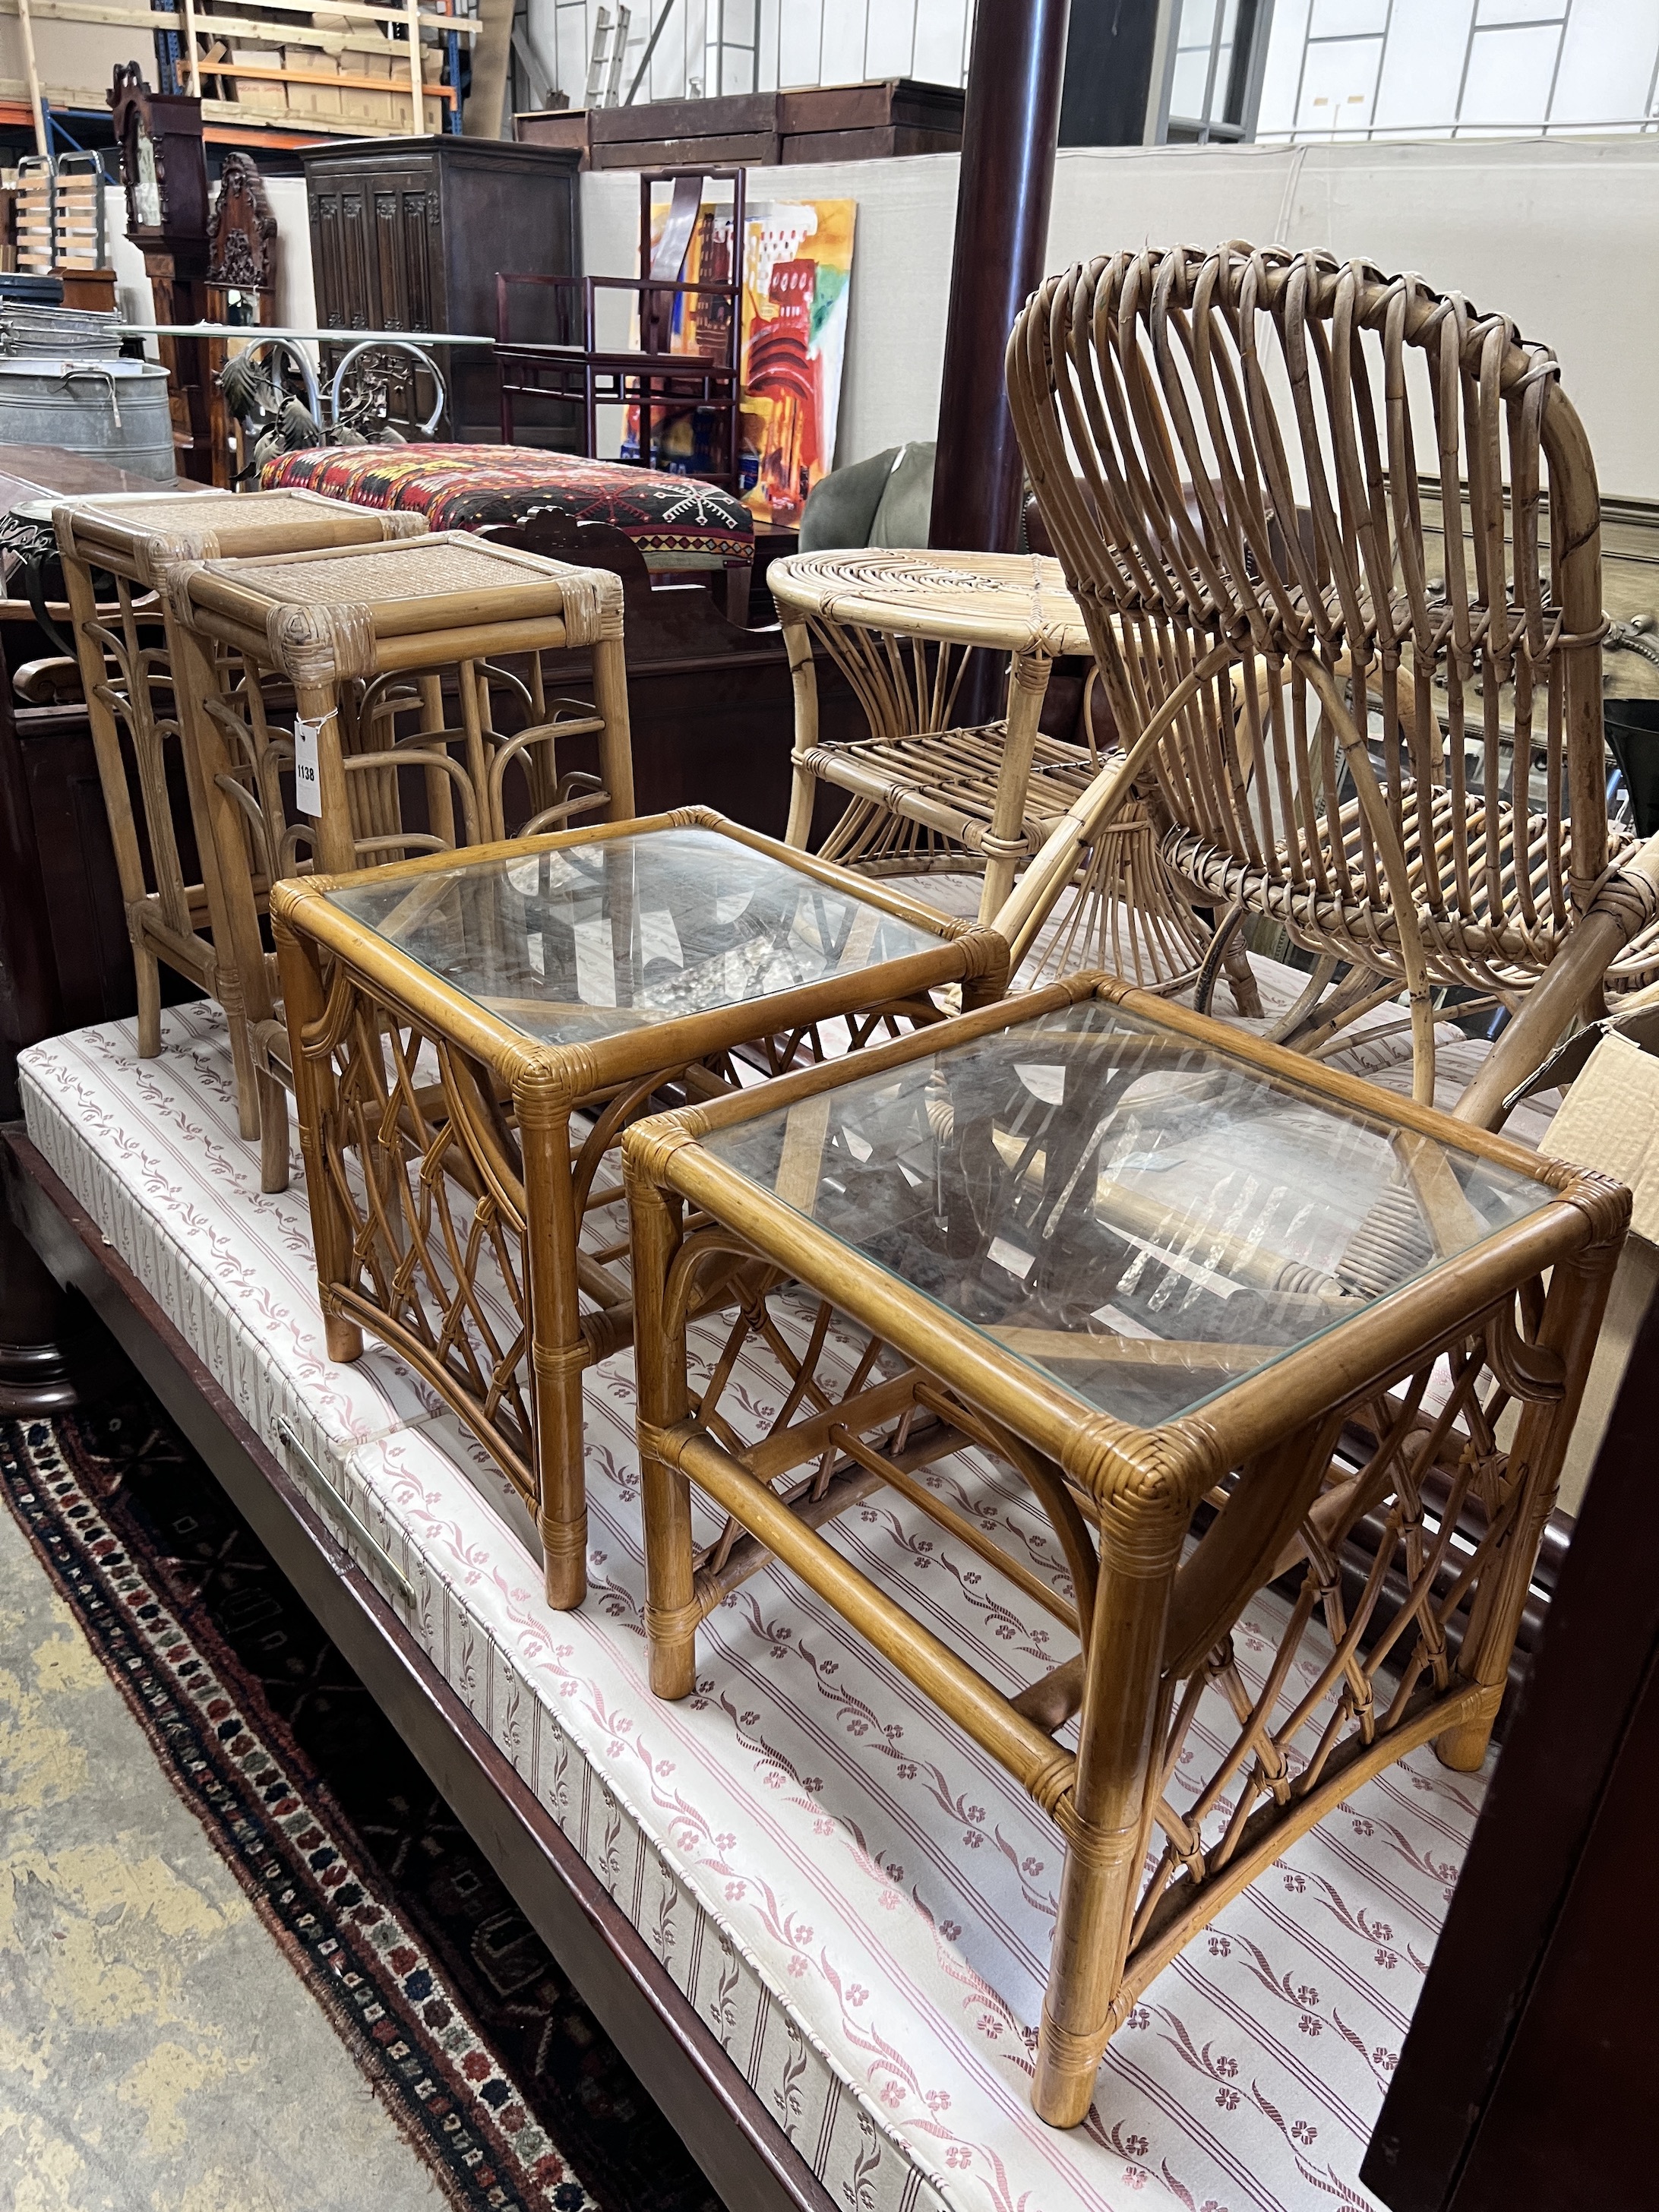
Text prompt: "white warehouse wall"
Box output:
[[582, 134, 1659, 498]]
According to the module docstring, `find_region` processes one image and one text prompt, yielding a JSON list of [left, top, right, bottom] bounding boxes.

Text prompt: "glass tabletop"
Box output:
[[324, 826, 947, 1047], [701, 998, 1555, 1428]]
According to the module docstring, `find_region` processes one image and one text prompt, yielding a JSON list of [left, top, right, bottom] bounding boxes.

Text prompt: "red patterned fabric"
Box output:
[[259, 443, 753, 570]]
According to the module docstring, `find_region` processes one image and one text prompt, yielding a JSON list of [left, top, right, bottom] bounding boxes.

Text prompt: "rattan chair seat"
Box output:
[[1167, 790, 1659, 986]]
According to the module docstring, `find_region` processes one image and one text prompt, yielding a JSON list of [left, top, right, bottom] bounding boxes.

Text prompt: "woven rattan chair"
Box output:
[[1000, 243, 1659, 1124], [52, 488, 428, 1137], [167, 531, 634, 1190]]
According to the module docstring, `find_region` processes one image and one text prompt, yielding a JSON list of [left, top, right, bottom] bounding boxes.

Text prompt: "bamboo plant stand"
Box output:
[[768, 548, 1213, 990], [271, 807, 1009, 1611], [621, 974, 1625, 2128], [166, 531, 637, 1191], [52, 488, 429, 1139]]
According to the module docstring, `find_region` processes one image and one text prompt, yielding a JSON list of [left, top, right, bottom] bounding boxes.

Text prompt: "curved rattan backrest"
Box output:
[[1006, 244, 1606, 945]]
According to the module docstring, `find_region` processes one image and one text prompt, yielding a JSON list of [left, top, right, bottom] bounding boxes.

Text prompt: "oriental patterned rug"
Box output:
[[0, 1391, 722, 2212]]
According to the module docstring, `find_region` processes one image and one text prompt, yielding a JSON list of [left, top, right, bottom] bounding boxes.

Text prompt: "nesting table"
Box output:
[[52, 486, 428, 1136], [272, 808, 1009, 1610], [168, 529, 637, 1188], [621, 972, 1625, 2127]]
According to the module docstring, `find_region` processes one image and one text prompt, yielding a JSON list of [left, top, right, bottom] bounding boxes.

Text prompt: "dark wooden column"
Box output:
[[929, 0, 1071, 561], [928, 0, 1071, 726]]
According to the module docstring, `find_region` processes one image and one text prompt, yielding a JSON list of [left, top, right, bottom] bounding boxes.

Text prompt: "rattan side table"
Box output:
[[169, 530, 636, 1190], [770, 549, 1093, 915], [52, 487, 427, 1136], [622, 975, 1625, 2127], [272, 807, 1009, 1610]]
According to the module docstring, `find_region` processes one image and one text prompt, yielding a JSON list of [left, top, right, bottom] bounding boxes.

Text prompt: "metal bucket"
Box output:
[[0, 358, 175, 479]]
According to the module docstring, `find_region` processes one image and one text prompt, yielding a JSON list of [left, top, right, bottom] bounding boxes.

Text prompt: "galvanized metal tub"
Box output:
[[0, 358, 174, 479]]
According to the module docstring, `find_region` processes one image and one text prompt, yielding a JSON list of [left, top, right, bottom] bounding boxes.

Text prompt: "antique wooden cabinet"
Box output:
[[299, 136, 582, 443]]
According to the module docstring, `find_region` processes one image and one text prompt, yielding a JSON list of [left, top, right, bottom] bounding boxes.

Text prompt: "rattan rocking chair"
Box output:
[[998, 242, 1659, 1127]]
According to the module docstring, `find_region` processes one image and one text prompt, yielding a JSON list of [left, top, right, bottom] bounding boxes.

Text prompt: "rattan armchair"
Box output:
[[1000, 243, 1659, 1124]]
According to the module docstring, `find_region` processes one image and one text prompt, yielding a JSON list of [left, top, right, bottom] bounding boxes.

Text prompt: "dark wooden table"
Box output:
[[1364, 1289, 1659, 2210]]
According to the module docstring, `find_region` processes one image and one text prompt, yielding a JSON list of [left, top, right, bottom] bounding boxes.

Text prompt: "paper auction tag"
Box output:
[[293, 713, 325, 817]]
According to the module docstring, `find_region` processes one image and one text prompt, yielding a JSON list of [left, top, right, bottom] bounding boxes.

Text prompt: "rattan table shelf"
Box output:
[[52, 487, 428, 1138], [168, 529, 638, 1190], [272, 807, 1009, 1611], [622, 975, 1625, 2127]]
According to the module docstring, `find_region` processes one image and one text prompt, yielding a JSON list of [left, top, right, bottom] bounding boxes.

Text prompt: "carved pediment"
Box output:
[[207, 150, 277, 292]]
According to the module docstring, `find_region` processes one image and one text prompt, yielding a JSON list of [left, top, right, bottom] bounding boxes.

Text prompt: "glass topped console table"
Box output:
[[270, 808, 1008, 1610], [621, 974, 1626, 2128]]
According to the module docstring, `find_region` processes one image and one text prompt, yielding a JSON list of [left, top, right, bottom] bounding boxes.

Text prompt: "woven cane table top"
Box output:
[[60, 490, 232, 532], [694, 991, 1558, 1430], [768, 548, 1093, 658], [322, 823, 953, 1051], [216, 532, 564, 608], [53, 486, 422, 567]]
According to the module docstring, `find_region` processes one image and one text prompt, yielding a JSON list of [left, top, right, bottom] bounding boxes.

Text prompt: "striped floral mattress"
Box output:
[[20, 1002, 1482, 2212]]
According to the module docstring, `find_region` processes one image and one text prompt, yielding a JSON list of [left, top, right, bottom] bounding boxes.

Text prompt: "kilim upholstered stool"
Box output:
[[622, 974, 1625, 2125], [52, 488, 428, 1136], [270, 807, 1009, 1609], [166, 529, 635, 1191]]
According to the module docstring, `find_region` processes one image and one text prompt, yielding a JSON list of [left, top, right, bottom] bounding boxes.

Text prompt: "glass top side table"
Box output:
[[271, 809, 1009, 1611], [621, 974, 1626, 2128]]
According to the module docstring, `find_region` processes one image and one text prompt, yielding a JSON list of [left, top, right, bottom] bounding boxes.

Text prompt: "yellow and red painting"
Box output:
[[737, 198, 856, 526], [625, 190, 855, 527]]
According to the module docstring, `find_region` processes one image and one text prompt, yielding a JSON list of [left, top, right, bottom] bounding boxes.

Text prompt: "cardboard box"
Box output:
[[1541, 1025, 1659, 1514], [231, 48, 289, 115], [283, 46, 343, 121]]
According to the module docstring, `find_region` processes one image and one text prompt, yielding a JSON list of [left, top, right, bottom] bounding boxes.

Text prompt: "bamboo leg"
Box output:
[[782, 615, 820, 850], [1433, 1228, 1622, 1769], [457, 659, 495, 841], [1034, 1539, 1176, 2129], [304, 681, 358, 877], [418, 672, 457, 848], [589, 632, 636, 824], [218, 964, 261, 1144], [1454, 833, 1659, 1127], [628, 1169, 700, 1696], [274, 915, 362, 1364], [1218, 923, 1264, 1019], [176, 626, 289, 1186], [517, 1071, 588, 1608], [64, 559, 163, 1052], [979, 649, 1050, 922], [166, 613, 262, 1139]]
